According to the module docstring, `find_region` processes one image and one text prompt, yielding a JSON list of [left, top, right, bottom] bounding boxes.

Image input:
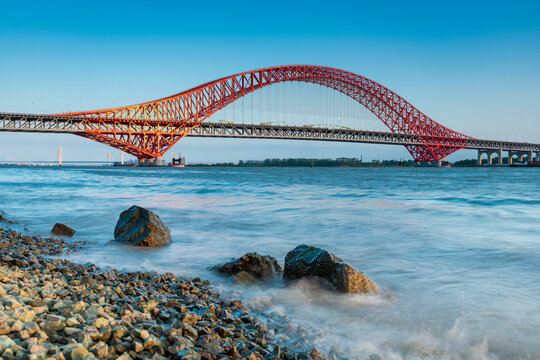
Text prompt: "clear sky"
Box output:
[[0, 0, 539, 162]]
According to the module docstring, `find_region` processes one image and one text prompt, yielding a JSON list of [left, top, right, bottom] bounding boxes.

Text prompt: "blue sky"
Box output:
[[0, 0, 539, 162]]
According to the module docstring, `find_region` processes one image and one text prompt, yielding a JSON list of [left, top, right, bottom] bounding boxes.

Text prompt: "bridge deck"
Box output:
[[1, 112, 539, 152]]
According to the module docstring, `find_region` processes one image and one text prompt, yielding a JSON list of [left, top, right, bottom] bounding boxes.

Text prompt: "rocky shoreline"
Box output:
[[0, 225, 331, 360]]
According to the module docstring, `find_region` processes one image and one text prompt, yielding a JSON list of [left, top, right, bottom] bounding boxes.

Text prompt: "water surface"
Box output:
[[0, 166, 539, 359]]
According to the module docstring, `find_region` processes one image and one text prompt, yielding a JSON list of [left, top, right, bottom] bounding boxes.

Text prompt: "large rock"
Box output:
[[214, 252, 282, 282], [114, 206, 171, 246], [283, 244, 379, 294], [51, 223, 76, 236], [0, 213, 17, 224]]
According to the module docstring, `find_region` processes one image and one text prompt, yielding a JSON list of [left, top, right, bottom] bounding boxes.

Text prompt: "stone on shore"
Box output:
[[0, 212, 17, 224], [283, 244, 379, 294], [113, 205, 171, 246], [213, 252, 282, 283], [0, 335, 16, 350], [51, 223, 76, 237]]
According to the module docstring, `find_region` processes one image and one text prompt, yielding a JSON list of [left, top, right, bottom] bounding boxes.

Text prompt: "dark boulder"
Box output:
[[214, 252, 282, 282], [51, 223, 76, 237], [283, 244, 379, 294], [0, 213, 17, 224], [114, 205, 171, 246]]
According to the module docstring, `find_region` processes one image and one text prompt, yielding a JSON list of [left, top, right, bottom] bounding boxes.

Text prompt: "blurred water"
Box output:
[[0, 166, 539, 359]]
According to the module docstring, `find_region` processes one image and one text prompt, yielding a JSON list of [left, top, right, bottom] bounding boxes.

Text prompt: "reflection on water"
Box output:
[[1, 166, 539, 359]]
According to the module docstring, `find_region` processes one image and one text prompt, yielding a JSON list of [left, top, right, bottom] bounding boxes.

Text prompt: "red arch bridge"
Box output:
[[1, 65, 538, 166]]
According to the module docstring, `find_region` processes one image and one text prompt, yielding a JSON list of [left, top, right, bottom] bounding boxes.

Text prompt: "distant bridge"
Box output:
[[1, 112, 538, 165], [0, 65, 538, 165]]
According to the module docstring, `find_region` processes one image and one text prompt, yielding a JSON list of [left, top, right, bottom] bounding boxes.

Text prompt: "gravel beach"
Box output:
[[0, 226, 328, 360]]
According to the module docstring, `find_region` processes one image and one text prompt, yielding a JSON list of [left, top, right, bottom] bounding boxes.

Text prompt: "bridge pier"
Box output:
[[508, 150, 530, 164], [477, 149, 502, 166], [508, 151, 516, 165], [138, 157, 164, 167]]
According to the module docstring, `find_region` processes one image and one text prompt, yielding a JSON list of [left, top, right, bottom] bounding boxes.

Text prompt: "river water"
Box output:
[[0, 166, 538, 359]]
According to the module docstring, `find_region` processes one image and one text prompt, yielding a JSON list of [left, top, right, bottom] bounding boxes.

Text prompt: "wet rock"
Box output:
[[90, 342, 108, 358], [70, 347, 89, 360], [138, 329, 150, 340], [183, 325, 198, 339], [142, 299, 159, 313], [215, 326, 234, 338], [51, 223, 76, 237], [113, 205, 171, 246], [28, 343, 48, 354], [43, 319, 66, 333], [232, 271, 259, 284], [64, 327, 81, 336], [19, 310, 35, 323], [133, 341, 144, 352], [144, 335, 160, 349], [0, 334, 16, 349], [10, 320, 23, 333], [93, 318, 109, 328], [112, 326, 127, 340], [214, 252, 282, 281], [310, 347, 324, 359], [179, 312, 199, 326], [283, 244, 379, 294], [177, 349, 201, 360], [0, 322, 10, 335]]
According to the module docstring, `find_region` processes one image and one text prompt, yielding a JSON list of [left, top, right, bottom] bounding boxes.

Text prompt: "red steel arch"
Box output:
[[61, 65, 471, 161]]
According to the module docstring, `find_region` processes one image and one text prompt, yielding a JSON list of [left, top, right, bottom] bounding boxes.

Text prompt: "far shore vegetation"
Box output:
[[189, 157, 497, 167]]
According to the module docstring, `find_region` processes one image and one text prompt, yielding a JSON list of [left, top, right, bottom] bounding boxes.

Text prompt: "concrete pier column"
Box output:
[[488, 153, 493, 165], [139, 158, 147, 166], [498, 149, 503, 165], [528, 150, 533, 163], [155, 156, 163, 166], [477, 150, 482, 166]]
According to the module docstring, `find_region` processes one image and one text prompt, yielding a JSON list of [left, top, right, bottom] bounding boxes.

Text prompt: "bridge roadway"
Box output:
[[1, 112, 539, 164]]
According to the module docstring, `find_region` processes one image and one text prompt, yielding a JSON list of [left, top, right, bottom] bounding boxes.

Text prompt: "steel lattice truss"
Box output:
[[2, 114, 539, 154], [36, 65, 472, 161]]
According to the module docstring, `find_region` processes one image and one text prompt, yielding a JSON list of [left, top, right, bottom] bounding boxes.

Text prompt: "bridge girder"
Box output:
[[2, 114, 540, 157]]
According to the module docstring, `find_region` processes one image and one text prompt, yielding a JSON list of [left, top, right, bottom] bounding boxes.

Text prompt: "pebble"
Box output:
[[0, 334, 16, 349], [0, 226, 329, 359]]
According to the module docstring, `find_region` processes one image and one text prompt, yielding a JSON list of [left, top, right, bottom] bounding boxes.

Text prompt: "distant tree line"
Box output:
[[191, 158, 417, 167], [190, 157, 527, 167], [240, 158, 363, 167]]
